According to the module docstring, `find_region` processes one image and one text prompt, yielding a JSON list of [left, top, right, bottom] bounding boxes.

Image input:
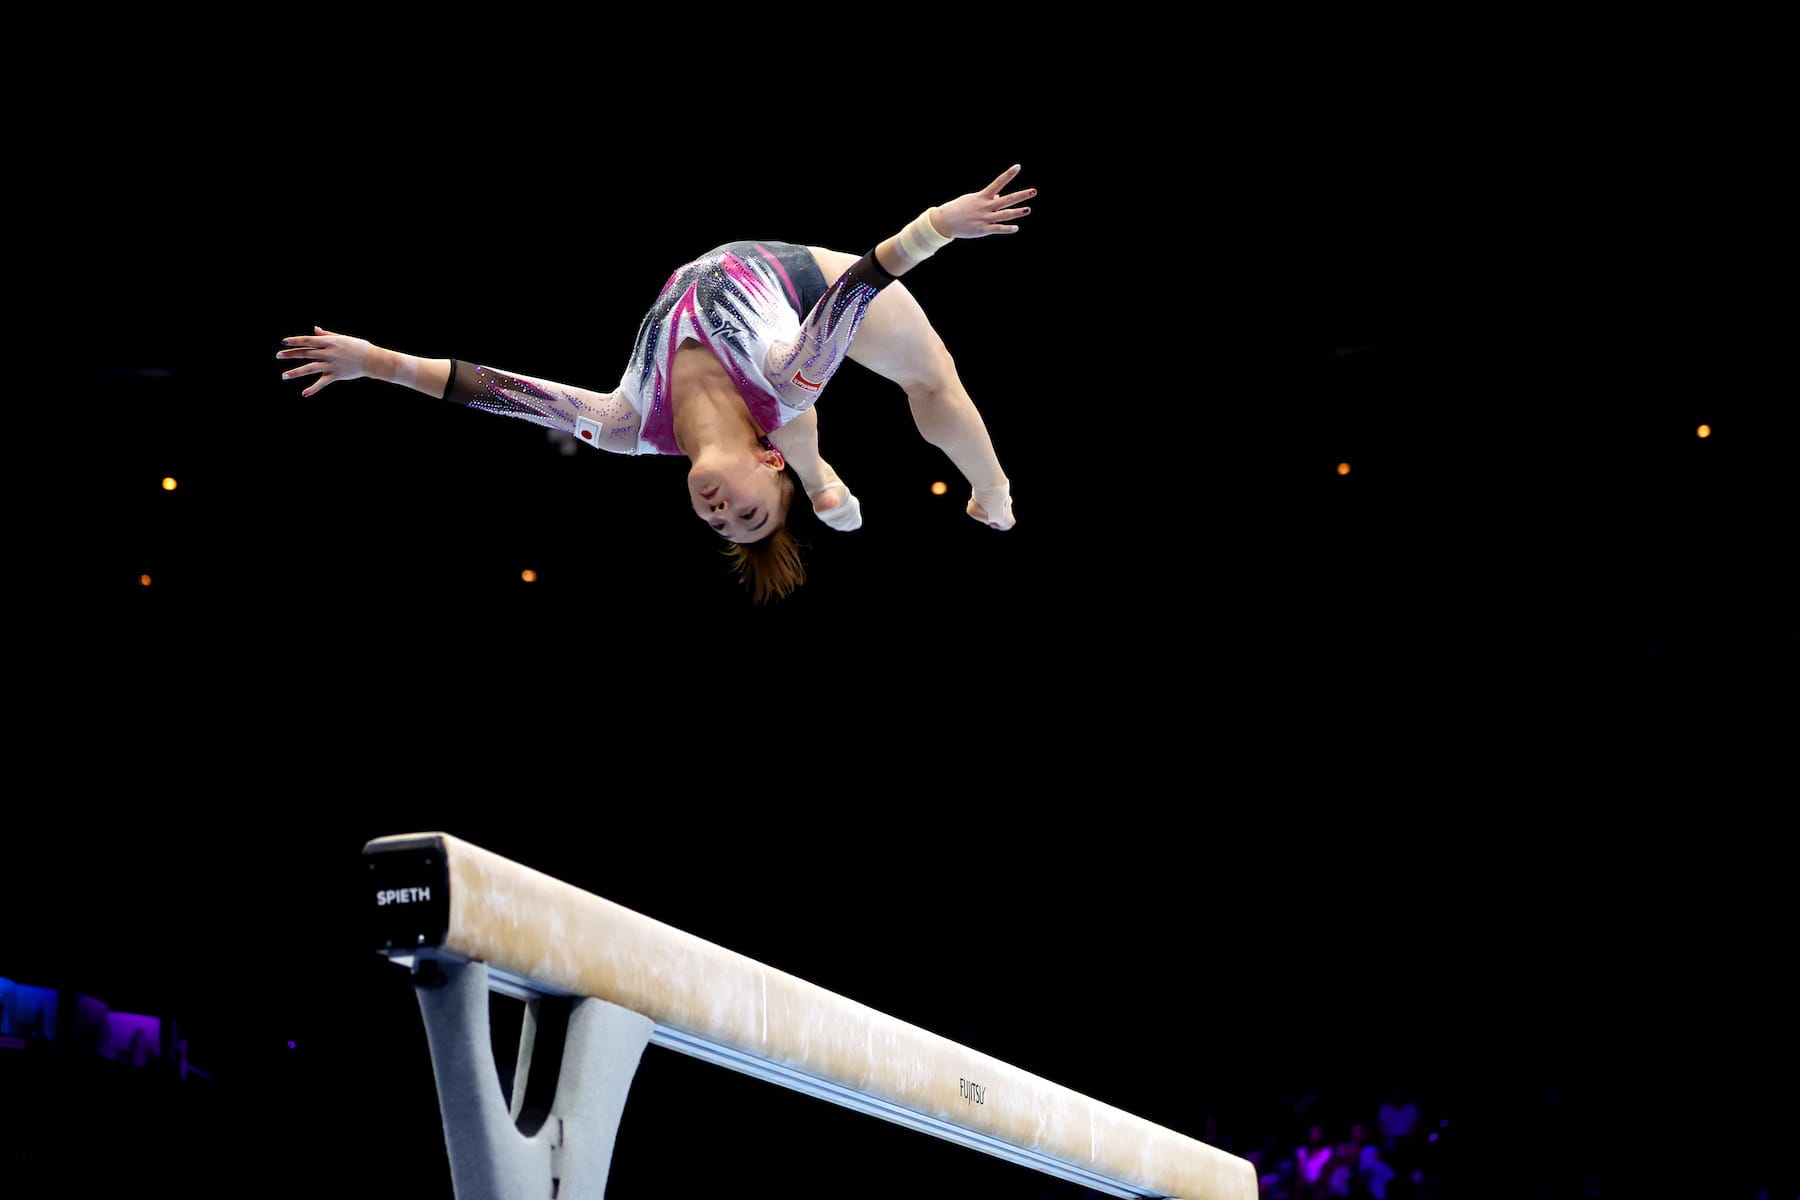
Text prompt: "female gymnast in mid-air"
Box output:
[[277, 164, 1034, 602]]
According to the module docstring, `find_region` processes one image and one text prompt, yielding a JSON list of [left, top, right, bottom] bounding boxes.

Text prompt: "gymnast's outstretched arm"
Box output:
[[277, 328, 642, 452], [768, 165, 1036, 406], [873, 163, 1035, 278], [278, 330, 451, 400]]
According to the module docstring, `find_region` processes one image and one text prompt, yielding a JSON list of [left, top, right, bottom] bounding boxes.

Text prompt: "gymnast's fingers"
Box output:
[[300, 372, 337, 398], [982, 163, 1023, 196], [277, 335, 329, 357]]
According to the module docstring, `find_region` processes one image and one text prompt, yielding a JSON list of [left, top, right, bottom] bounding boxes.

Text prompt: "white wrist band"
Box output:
[[897, 208, 952, 265]]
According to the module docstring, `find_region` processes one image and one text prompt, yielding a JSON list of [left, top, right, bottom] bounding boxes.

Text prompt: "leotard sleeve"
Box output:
[[764, 249, 896, 413], [442, 359, 644, 455]]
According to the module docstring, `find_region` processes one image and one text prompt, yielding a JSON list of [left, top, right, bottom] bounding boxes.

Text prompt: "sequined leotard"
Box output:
[[439, 241, 894, 454]]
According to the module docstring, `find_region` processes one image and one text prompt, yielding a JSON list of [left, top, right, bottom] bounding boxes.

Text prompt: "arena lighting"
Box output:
[[363, 832, 1254, 1200]]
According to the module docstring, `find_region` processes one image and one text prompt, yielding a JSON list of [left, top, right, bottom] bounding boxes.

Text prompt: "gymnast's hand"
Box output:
[[277, 326, 376, 397], [968, 480, 1015, 531], [931, 165, 1035, 239]]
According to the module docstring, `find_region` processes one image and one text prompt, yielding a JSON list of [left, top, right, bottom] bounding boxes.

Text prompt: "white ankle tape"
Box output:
[[809, 482, 863, 531]]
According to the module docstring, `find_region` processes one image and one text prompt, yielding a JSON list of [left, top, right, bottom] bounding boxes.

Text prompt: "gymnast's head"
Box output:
[[687, 442, 806, 603]]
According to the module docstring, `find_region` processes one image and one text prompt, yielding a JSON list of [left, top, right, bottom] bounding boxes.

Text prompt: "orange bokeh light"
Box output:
[[1697, 425, 1711, 438], [931, 481, 948, 495], [521, 569, 538, 583], [161, 477, 178, 491], [1337, 462, 1351, 476], [138, 574, 153, 587]]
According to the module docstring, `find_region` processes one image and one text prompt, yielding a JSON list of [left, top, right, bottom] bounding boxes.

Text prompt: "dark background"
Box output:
[[10, 20, 1793, 1200]]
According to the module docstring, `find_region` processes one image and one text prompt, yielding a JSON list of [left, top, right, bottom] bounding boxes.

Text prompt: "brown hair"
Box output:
[[721, 469, 806, 604]]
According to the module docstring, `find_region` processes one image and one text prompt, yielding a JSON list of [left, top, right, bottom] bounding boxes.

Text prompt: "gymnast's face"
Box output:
[[689, 447, 788, 543]]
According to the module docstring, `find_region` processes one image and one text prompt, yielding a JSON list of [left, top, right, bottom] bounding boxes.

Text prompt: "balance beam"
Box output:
[[364, 832, 1255, 1200]]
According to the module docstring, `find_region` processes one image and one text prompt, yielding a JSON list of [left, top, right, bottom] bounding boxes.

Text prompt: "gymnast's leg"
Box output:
[[807, 246, 1012, 527]]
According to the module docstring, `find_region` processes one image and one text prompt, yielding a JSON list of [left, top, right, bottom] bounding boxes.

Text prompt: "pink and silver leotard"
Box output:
[[439, 241, 894, 454]]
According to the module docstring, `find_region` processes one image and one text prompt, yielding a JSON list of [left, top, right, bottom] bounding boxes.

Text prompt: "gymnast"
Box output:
[[277, 165, 1034, 602]]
